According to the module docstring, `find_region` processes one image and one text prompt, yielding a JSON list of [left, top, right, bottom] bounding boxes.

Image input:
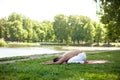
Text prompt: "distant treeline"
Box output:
[[0, 13, 106, 44]]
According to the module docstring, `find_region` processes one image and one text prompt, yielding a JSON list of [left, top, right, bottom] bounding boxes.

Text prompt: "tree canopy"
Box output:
[[95, 0, 120, 42], [0, 12, 106, 45]]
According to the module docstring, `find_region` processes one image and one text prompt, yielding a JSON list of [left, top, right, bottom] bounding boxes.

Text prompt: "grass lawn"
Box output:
[[0, 50, 120, 80]]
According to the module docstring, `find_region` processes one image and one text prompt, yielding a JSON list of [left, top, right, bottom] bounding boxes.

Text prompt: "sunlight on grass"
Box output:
[[71, 73, 118, 80], [0, 50, 120, 80]]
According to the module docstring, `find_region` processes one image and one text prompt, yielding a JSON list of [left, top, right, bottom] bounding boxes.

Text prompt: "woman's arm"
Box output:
[[44, 56, 67, 64], [43, 61, 55, 64]]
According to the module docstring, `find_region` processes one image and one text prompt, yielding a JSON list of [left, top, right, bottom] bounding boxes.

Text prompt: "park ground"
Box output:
[[0, 49, 120, 80]]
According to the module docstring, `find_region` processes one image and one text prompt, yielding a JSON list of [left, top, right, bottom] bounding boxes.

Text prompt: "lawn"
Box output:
[[0, 50, 120, 80]]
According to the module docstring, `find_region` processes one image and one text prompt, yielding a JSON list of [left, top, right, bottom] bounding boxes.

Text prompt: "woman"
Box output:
[[44, 49, 87, 64]]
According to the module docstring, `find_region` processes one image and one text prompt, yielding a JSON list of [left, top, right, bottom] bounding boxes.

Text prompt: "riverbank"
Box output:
[[8, 42, 40, 47], [1, 41, 120, 47], [52, 46, 120, 51], [0, 46, 120, 58]]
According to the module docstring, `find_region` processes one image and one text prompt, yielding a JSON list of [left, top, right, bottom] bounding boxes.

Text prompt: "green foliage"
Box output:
[[94, 22, 106, 44], [0, 18, 9, 40], [84, 22, 95, 43], [95, 0, 120, 41], [0, 12, 107, 44], [0, 38, 7, 47], [53, 14, 99, 44], [0, 50, 120, 80], [53, 14, 69, 43]]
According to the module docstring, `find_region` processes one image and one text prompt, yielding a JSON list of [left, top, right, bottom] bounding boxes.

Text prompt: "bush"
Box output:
[[0, 38, 7, 47]]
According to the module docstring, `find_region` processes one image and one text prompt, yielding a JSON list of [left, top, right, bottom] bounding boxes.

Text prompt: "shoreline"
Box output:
[[0, 49, 118, 64], [0, 46, 120, 58]]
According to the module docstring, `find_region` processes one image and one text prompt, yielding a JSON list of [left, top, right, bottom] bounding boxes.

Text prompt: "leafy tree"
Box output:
[[8, 12, 23, 22], [70, 15, 84, 44], [94, 0, 120, 41], [94, 22, 106, 45], [33, 22, 47, 42], [22, 18, 33, 42], [84, 22, 95, 43], [69, 15, 91, 44], [53, 14, 70, 43], [68, 15, 78, 43], [8, 20, 23, 41], [42, 21, 54, 42], [7, 13, 29, 42], [0, 18, 8, 39], [32, 21, 40, 42], [21, 29, 28, 42], [0, 12, 107, 44]]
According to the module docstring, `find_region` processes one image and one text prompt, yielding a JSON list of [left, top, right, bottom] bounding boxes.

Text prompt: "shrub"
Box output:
[[0, 38, 7, 47]]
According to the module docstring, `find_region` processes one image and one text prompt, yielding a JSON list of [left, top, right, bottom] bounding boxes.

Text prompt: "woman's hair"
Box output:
[[53, 57, 60, 62]]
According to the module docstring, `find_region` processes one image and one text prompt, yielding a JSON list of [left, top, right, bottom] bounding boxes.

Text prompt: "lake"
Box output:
[[0, 47, 65, 58], [0, 46, 120, 58]]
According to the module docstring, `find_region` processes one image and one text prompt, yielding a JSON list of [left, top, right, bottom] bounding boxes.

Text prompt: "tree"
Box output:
[[94, 0, 120, 42], [42, 21, 54, 42], [53, 14, 70, 43], [32, 21, 40, 42], [0, 18, 8, 40], [8, 20, 23, 41], [22, 18, 33, 42], [84, 22, 95, 43], [94, 22, 106, 45], [7, 13, 29, 42], [70, 15, 84, 44], [8, 12, 23, 22], [37, 23, 46, 42], [1, 12, 108, 44], [69, 15, 92, 44]]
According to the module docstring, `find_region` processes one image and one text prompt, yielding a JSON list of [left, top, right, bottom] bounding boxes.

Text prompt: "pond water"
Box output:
[[0, 47, 65, 58], [0, 47, 120, 58]]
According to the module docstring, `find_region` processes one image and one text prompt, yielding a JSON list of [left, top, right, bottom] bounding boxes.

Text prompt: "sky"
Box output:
[[0, 0, 99, 21]]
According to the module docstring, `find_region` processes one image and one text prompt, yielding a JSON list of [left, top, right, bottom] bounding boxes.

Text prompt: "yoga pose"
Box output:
[[44, 49, 87, 64]]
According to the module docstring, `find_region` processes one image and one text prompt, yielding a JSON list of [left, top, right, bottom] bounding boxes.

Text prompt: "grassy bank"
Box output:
[[0, 50, 120, 80], [0, 38, 7, 47], [0, 39, 41, 47], [0, 56, 29, 62], [7, 42, 40, 47], [1, 40, 120, 47], [41, 42, 120, 47]]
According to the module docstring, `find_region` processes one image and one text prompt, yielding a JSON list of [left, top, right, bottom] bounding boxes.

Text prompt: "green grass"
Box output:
[[8, 42, 40, 47], [0, 50, 120, 80], [0, 56, 29, 61]]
